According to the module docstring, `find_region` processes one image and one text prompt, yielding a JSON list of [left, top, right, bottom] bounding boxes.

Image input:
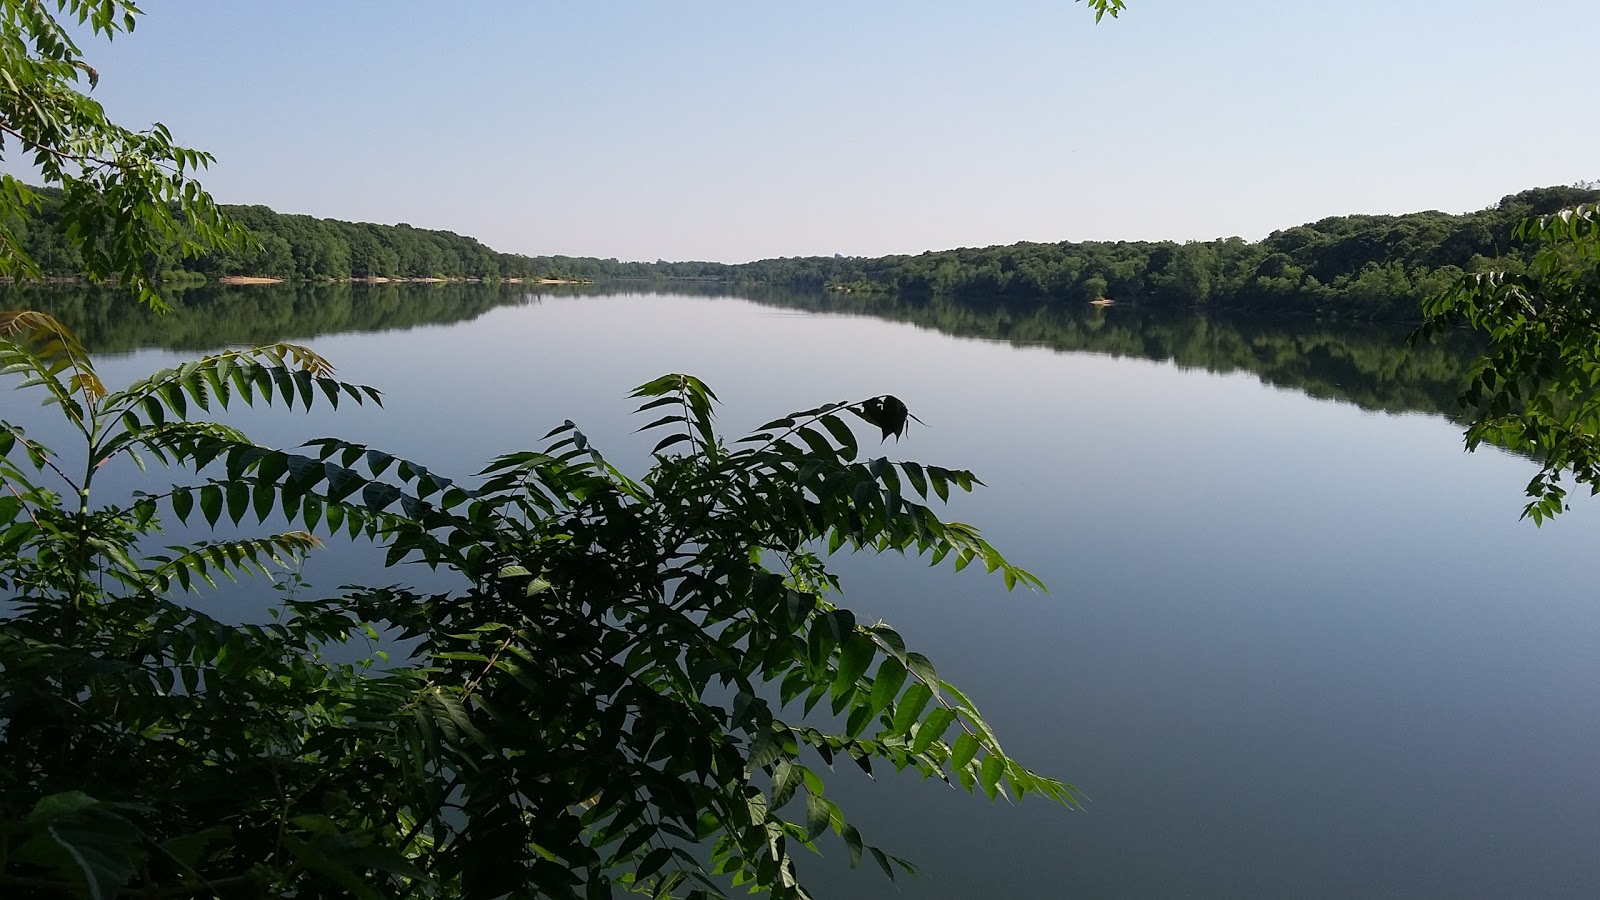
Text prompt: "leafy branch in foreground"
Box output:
[[0, 0, 250, 308], [1078, 0, 1126, 22], [1414, 203, 1600, 523], [1, 314, 1073, 898]]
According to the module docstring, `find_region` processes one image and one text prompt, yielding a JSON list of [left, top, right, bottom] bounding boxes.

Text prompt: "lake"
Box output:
[[10, 283, 1600, 898]]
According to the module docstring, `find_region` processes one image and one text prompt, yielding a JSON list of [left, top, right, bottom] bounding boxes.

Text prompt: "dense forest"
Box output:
[[8, 188, 552, 281], [11, 184, 1597, 320], [532, 184, 1600, 320]]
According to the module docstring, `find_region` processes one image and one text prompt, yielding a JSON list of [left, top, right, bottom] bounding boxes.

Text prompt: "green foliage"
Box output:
[[155, 202, 550, 282], [1415, 204, 1600, 523], [13, 171, 1592, 319], [1, 313, 1071, 898], [0, 1, 248, 309], [796, 186, 1594, 319], [415, 186, 1598, 322], [9, 189, 555, 283], [1078, 0, 1126, 21]]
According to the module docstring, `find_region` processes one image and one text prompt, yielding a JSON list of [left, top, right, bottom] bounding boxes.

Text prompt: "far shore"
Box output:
[[230, 275, 588, 286], [5, 275, 591, 287]]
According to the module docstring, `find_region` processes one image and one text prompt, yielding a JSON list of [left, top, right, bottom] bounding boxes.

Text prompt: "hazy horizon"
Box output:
[[13, 0, 1598, 263]]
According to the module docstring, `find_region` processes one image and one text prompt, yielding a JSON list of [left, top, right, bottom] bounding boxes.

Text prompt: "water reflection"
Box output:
[[3, 281, 564, 353], [4, 286, 1596, 897], [11, 281, 1481, 421]]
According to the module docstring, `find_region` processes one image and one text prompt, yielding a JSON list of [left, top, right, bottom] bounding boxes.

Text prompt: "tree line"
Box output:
[[7, 187, 553, 282], [536, 185, 1600, 321], [12, 181, 1594, 321]]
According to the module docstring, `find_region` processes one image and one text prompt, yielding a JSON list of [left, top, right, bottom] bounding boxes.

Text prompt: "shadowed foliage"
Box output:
[[1, 312, 1072, 897]]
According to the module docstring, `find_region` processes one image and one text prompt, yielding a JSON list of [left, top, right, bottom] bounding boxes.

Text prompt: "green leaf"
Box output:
[[770, 760, 801, 809], [869, 846, 897, 882], [636, 846, 672, 882], [226, 481, 249, 524], [841, 824, 864, 868], [47, 820, 141, 900], [870, 624, 907, 662], [252, 481, 275, 522], [867, 657, 907, 716], [832, 633, 875, 699], [171, 488, 193, 523], [844, 703, 875, 739], [891, 682, 933, 736], [820, 414, 858, 460], [979, 753, 1005, 799], [747, 728, 784, 771], [199, 484, 222, 527], [910, 707, 956, 755], [20, 797, 145, 900], [27, 792, 99, 822], [804, 791, 831, 841], [950, 733, 980, 772]]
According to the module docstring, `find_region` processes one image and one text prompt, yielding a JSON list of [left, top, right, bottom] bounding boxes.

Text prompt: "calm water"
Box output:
[[10, 284, 1600, 898]]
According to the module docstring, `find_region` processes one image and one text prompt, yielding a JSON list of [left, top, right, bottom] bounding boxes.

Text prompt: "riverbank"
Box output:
[[225, 275, 590, 286]]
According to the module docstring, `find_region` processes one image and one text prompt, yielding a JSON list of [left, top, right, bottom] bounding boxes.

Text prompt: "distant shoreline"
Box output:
[[224, 275, 589, 286], [5, 275, 591, 287]]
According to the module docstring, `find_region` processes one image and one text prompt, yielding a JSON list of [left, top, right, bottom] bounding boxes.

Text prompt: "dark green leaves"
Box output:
[[951, 733, 980, 771], [1414, 203, 1600, 523], [14, 793, 145, 900], [199, 483, 222, 526], [0, 338, 1074, 900], [631, 374, 719, 454], [171, 485, 193, 523], [910, 707, 957, 755], [851, 395, 921, 442], [832, 634, 876, 700], [840, 824, 864, 868], [892, 682, 933, 735], [978, 754, 1006, 800], [867, 657, 907, 716], [0, 0, 248, 313]]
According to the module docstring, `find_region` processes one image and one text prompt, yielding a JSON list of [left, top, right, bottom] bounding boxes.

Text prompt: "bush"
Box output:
[[0, 313, 1071, 898]]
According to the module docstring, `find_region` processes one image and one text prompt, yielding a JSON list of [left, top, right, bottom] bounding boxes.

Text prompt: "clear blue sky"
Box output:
[[63, 0, 1600, 262]]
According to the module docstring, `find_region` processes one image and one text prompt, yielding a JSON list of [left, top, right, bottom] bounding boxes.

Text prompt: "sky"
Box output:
[[45, 0, 1600, 263]]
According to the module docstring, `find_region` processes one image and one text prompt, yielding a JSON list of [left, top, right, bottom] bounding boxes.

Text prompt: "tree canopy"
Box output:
[[8, 188, 553, 282], [429, 186, 1597, 322], [0, 0, 247, 309]]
